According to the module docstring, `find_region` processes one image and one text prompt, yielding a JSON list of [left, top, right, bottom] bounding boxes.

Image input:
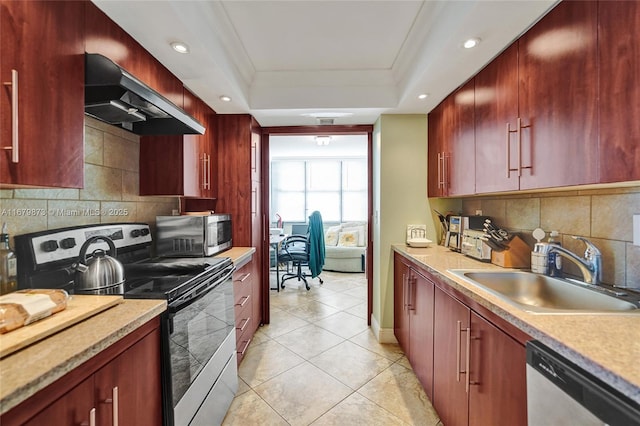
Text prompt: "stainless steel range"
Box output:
[[14, 223, 238, 426]]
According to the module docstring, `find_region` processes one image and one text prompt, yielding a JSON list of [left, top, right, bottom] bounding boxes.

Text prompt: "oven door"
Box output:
[[162, 264, 237, 426]]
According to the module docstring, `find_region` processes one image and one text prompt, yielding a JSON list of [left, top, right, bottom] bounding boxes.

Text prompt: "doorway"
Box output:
[[260, 126, 374, 326]]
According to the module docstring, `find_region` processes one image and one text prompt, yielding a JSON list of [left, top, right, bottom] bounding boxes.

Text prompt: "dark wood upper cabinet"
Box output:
[[518, 0, 598, 190], [0, 0, 85, 188], [474, 43, 520, 194], [140, 90, 215, 198], [598, 1, 640, 183], [427, 100, 446, 197]]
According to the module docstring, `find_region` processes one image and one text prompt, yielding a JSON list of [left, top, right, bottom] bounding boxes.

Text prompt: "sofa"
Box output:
[[323, 222, 367, 273]]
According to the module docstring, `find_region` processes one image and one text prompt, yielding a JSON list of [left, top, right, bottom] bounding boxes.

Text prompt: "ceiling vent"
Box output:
[[318, 118, 334, 125]]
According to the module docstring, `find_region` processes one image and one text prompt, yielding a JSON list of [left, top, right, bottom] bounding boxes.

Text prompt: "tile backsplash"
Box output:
[[0, 116, 178, 241], [460, 187, 640, 288]]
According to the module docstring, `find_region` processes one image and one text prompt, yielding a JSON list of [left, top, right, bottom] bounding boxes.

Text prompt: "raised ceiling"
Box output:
[[93, 0, 558, 127]]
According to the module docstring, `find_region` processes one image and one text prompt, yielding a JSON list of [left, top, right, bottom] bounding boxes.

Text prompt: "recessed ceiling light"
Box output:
[[170, 41, 190, 54], [463, 38, 481, 49], [418, 93, 429, 100], [219, 95, 232, 102]]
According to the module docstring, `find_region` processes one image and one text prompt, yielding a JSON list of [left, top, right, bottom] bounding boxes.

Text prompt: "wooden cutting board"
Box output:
[[0, 295, 123, 358]]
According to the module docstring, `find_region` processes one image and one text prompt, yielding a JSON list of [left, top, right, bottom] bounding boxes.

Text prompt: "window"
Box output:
[[271, 159, 367, 223]]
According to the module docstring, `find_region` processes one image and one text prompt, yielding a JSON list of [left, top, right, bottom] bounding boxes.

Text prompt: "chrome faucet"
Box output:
[[547, 236, 602, 285]]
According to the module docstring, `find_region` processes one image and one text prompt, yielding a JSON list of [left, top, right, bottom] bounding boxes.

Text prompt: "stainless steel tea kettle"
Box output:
[[72, 235, 125, 292]]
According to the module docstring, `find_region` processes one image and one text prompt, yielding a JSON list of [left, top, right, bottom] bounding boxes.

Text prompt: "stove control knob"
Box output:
[[140, 228, 150, 236], [41, 240, 59, 252], [60, 238, 76, 249], [131, 229, 141, 238]]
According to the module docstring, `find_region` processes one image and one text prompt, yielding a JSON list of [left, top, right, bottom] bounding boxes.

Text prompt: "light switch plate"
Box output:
[[634, 215, 640, 246]]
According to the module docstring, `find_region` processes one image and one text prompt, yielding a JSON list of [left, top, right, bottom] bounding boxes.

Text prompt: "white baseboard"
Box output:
[[370, 314, 398, 344]]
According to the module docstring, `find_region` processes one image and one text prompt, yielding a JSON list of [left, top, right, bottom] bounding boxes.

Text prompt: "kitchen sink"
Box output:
[[447, 270, 640, 314]]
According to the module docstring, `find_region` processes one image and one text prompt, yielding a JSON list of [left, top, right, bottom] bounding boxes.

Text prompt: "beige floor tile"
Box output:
[[344, 301, 367, 319], [275, 324, 345, 359], [250, 327, 272, 346], [254, 362, 353, 426], [341, 285, 367, 300], [315, 311, 369, 339], [395, 355, 412, 370], [358, 363, 440, 426], [349, 329, 405, 362], [222, 389, 288, 426], [261, 309, 310, 338], [238, 340, 305, 387], [283, 299, 341, 322], [310, 341, 394, 389], [236, 377, 251, 396], [317, 277, 362, 293], [312, 291, 363, 310], [311, 392, 408, 426]]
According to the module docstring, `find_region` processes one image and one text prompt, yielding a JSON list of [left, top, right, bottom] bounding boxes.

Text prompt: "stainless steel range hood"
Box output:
[[85, 53, 205, 135]]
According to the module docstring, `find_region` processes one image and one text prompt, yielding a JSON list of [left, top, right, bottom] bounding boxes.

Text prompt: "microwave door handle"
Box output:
[[168, 266, 235, 313]]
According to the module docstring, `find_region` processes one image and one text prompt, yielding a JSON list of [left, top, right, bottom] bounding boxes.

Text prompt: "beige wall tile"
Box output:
[[80, 164, 123, 201], [479, 199, 506, 226], [136, 201, 177, 225], [541, 196, 590, 236], [0, 199, 48, 240], [0, 190, 14, 199], [558, 236, 625, 286], [47, 200, 102, 229], [505, 198, 540, 231], [462, 199, 481, 216], [122, 171, 141, 202], [85, 125, 104, 165], [85, 116, 138, 142], [591, 193, 640, 242], [14, 188, 79, 200], [626, 243, 640, 289], [100, 202, 137, 224], [104, 132, 139, 172]]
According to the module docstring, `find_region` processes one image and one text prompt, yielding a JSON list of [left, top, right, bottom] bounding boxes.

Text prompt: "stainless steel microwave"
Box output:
[[156, 214, 232, 257]]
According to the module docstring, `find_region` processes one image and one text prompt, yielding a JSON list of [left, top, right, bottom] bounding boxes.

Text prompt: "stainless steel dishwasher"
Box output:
[[527, 340, 640, 426]]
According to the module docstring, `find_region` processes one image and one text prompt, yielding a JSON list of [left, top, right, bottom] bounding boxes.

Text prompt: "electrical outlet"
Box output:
[[475, 210, 483, 216], [634, 214, 640, 246]]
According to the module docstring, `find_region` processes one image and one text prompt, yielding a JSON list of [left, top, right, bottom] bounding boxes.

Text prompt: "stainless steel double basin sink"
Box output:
[[448, 270, 640, 314]]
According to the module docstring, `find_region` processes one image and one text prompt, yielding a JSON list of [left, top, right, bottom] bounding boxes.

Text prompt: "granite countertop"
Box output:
[[0, 299, 166, 415], [393, 244, 640, 405], [218, 246, 256, 267]]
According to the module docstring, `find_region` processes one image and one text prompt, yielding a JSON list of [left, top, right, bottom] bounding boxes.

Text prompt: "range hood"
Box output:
[[85, 53, 205, 135]]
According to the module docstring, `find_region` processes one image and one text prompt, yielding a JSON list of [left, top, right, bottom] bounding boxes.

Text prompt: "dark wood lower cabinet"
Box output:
[[1, 318, 162, 426], [394, 252, 528, 426]]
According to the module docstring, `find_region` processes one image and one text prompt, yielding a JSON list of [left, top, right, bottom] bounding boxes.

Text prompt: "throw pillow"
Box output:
[[325, 231, 339, 246], [341, 226, 366, 246], [338, 230, 359, 247]]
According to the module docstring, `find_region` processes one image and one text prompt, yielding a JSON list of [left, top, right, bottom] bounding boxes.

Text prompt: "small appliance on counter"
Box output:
[[446, 215, 489, 252], [461, 229, 492, 261], [156, 213, 232, 257], [406, 225, 432, 247]]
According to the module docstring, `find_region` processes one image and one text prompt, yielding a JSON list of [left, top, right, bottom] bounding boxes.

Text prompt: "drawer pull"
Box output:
[[237, 317, 251, 332], [236, 273, 251, 283], [236, 295, 250, 307], [238, 339, 251, 356], [3, 69, 19, 163]]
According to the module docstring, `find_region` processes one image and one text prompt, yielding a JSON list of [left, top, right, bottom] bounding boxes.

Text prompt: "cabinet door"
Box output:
[[468, 312, 526, 426], [0, 0, 84, 188], [94, 328, 163, 426], [25, 377, 95, 426], [518, 0, 598, 190], [474, 43, 520, 194], [408, 269, 435, 399], [433, 287, 470, 426], [448, 80, 476, 196], [598, 1, 640, 183], [427, 100, 447, 197], [393, 254, 411, 354]]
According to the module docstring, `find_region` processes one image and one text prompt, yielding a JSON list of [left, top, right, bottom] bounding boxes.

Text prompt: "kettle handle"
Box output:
[[79, 235, 117, 264]]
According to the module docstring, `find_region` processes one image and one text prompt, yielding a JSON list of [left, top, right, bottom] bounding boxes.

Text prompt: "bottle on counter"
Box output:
[[530, 228, 548, 274], [547, 230, 563, 278], [0, 223, 18, 295]]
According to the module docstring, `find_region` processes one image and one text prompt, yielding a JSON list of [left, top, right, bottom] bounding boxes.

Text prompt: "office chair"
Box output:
[[276, 211, 325, 290]]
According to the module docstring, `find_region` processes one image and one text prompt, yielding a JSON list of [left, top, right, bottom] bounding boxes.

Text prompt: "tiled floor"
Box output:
[[222, 271, 441, 425]]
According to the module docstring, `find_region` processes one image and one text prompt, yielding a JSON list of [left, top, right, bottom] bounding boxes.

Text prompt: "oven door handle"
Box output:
[[168, 265, 235, 313]]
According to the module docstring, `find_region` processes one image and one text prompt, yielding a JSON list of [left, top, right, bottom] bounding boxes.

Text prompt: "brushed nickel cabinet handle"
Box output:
[[437, 152, 443, 189], [81, 407, 96, 426], [236, 272, 251, 283], [236, 295, 250, 307], [238, 339, 251, 356], [3, 70, 19, 163], [237, 317, 251, 332], [465, 327, 471, 393], [518, 117, 532, 175], [206, 153, 211, 190], [456, 320, 462, 382], [101, 386, 119, 426], [402, 273, 407, 309]]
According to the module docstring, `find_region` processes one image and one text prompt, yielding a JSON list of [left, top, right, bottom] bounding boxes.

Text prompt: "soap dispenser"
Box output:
[[531, 228, 548, 274]]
